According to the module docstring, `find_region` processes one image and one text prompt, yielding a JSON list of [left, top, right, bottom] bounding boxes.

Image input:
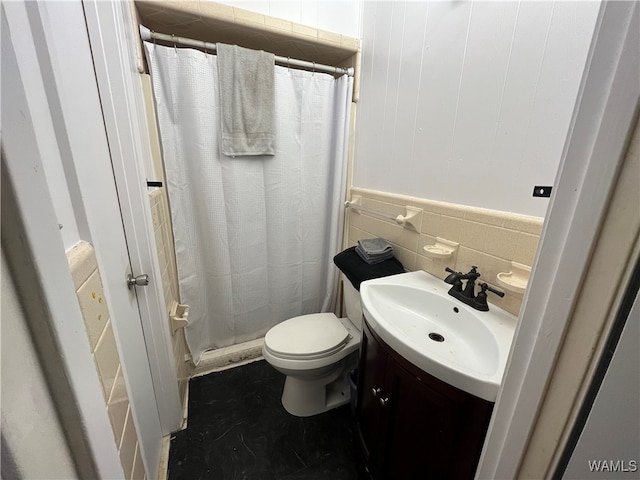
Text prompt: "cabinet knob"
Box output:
[[379, 397, 390, 407], [371, 387, 381, 397]]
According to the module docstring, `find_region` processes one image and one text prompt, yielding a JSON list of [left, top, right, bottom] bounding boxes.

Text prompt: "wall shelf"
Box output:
[[423, 237, 459, 259], [170, 301, 190, 333], [496, 262, 531, 294]]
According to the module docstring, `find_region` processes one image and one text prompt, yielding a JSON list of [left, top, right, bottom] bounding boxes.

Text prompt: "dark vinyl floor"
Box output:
[[168, 360, 361, 480]]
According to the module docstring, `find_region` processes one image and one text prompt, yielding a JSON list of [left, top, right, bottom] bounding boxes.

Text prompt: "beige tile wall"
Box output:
[[149, 188, 192, 410], [143, 72, 192, 413], [347, 187, 544, 316], [67, 242, 145, 480]]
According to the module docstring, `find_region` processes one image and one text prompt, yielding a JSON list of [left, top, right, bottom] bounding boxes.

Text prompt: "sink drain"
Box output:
[[428, 332, 445, 342]]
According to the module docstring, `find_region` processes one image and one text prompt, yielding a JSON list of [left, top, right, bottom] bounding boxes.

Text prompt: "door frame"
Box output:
[[82, 0, 183, 435], [2, 0, 168, 476], [2, 0, 177, 477], [2, 4, 122, 477], [477, 1, 639, 477]]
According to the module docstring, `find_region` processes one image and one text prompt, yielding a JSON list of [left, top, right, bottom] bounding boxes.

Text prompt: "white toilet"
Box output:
[[262, 274, 363, 417]]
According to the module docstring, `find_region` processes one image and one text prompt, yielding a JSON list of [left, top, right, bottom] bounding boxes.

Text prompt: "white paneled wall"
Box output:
[[354, 1, 600, 217], [216, 0, 362, 38]]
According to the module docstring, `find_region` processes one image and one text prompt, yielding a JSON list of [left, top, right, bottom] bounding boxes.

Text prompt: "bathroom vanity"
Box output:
[[356, 320, 493, 479], [355, 270, 517, 479]]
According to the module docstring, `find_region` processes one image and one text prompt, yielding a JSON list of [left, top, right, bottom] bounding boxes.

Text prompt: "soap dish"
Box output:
[[423, 237, 459, 259], [170, 301, 190, 333], [496, 262, 531, 294]]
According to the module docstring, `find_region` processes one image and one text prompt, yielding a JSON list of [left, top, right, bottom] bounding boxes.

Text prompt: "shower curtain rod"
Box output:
[[139, 25, 354, 77]]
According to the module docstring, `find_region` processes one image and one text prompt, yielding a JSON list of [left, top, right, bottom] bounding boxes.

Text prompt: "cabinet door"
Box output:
[[381, 363, 463, 479], [357, 320, 494, 479], [357, 324, 390, 472]]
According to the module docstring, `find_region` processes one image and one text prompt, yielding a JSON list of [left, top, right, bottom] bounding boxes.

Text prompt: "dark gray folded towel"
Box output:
[[333, 246, 404, 291]]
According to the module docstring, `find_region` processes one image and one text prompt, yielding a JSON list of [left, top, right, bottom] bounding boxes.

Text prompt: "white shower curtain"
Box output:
[[145, 43, 353, 364]]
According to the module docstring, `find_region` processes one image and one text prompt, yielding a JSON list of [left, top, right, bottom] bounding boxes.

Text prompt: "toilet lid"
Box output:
[[265, 313, 350, 359]]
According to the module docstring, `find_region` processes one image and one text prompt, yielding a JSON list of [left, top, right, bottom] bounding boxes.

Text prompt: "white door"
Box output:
[[81, 0, 183, 437], [2, 4, 124, 477], [4, 1, 181, 477]]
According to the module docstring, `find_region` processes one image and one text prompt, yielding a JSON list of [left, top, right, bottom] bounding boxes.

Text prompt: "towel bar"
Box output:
[[345, 201, 398, 222], [345, 199, 422, 230]]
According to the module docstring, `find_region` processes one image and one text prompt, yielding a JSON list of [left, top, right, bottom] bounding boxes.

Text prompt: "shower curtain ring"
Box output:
[[172, 34, 177, 51], [151, 30, 156, 45], [287, 57, 290, 71], [313, 61, 316, 75]]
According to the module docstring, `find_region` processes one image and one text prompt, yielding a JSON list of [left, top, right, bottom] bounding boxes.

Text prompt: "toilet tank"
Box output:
[[341, 274, 363, 330]]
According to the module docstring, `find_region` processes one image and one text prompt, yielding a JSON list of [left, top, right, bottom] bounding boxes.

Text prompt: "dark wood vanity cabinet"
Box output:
[[356, 320, 494, 479]]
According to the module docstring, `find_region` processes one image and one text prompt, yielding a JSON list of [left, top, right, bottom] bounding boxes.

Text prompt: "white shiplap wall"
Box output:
[[354, 1, 600, 218]]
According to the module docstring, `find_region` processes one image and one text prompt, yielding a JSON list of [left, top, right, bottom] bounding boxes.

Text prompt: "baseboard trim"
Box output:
[[191, 338, 265, 378]]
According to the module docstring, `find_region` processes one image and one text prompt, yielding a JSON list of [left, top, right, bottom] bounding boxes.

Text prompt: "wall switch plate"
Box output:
[[533, 186, 553, 197]]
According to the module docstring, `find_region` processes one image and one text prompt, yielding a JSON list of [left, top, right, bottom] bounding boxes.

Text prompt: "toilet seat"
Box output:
[[264, 313, 350, 360]]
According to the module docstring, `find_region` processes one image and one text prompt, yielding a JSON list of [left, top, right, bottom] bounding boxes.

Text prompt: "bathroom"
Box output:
[[2, 0, 638, 479]]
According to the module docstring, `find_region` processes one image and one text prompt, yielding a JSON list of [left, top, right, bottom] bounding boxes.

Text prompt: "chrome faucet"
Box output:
[[444, 266, 504, 311]]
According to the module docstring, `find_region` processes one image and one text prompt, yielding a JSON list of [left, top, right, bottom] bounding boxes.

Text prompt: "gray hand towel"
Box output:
[[355, 245, 395, 265], [216, 43, 275, 156]]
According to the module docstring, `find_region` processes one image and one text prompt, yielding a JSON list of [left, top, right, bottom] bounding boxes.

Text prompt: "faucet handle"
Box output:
[[461, 266, 481, 281], [479, 282, 505, 298], [444, 267, 464, 289], [474, 283, 505, 311]]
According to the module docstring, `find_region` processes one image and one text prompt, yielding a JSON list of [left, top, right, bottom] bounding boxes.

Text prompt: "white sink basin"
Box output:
[[360, 271, 517, 401]]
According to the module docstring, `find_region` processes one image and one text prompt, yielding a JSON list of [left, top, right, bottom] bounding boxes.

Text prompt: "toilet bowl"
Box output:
[[262, 275, 363, 417]]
